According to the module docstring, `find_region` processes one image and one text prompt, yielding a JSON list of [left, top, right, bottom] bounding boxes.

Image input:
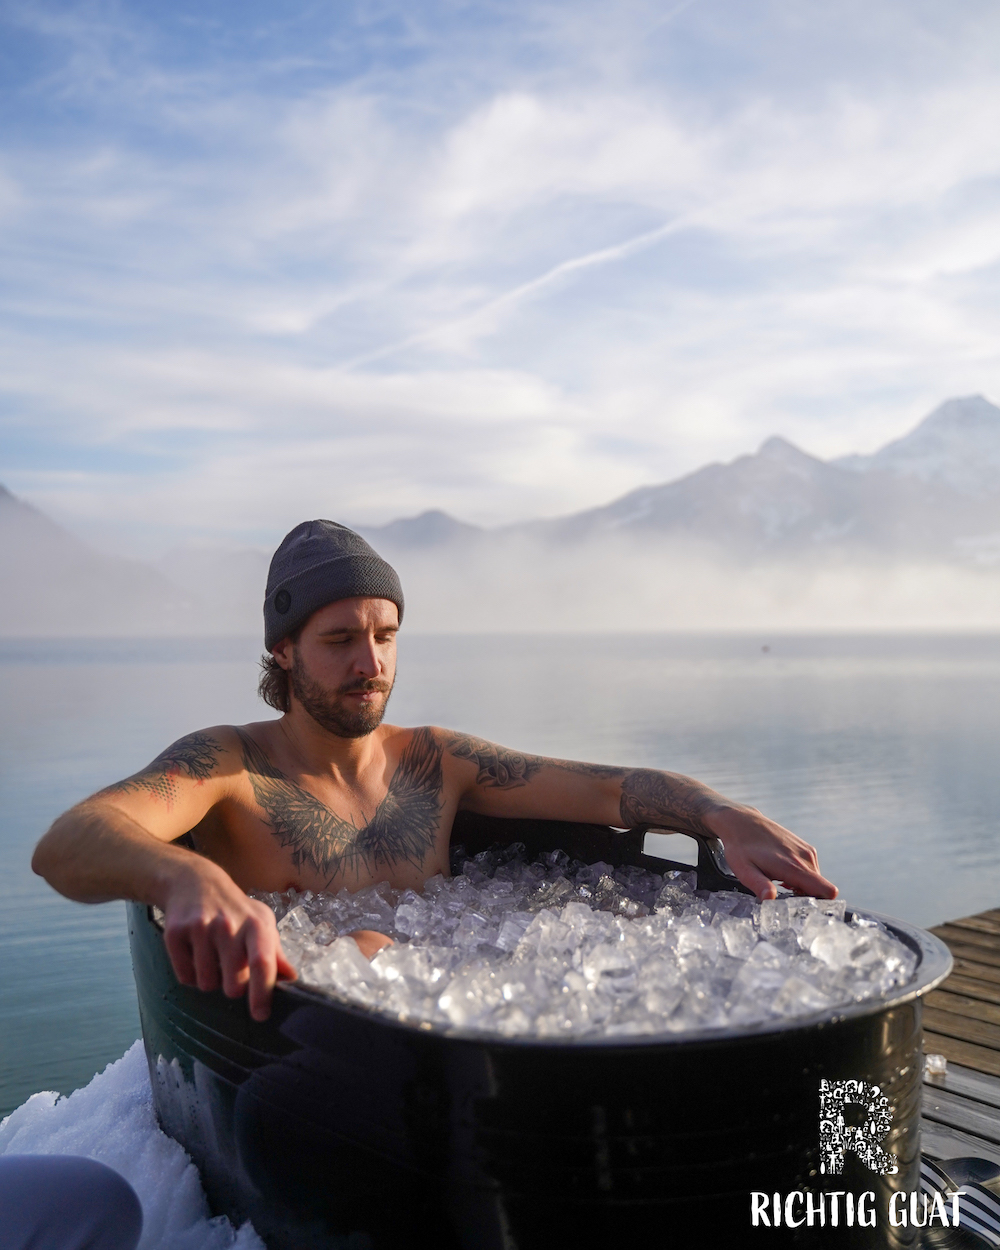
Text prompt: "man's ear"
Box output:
[[271, 637, 294, 671]]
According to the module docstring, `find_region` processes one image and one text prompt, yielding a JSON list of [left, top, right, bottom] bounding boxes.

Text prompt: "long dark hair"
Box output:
[[257, 626, 302, 712]]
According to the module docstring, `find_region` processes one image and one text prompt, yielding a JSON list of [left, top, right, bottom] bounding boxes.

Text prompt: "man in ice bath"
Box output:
[[34, 520, 837, 1022]]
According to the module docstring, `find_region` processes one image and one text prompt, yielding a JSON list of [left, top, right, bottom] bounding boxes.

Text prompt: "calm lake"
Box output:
[[2, 632, 1000, 1117]]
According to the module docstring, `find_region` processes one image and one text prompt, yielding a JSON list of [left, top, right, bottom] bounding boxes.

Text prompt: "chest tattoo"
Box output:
[[235, 727, 443, 885]]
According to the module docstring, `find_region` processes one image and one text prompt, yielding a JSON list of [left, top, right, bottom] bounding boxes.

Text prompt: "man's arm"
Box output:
[[32, 728, 295, 1021], [439, 730, 836, 900]]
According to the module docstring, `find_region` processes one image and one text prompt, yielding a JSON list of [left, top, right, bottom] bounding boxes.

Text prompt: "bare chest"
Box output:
[[199, 726, 455, 894]]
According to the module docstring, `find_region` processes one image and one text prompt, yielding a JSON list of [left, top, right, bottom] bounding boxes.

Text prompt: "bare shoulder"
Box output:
[[95, 725, 243, 805]]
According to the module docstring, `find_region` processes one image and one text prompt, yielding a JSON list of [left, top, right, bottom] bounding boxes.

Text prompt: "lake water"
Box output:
[[2, 632, 1000, 1117]]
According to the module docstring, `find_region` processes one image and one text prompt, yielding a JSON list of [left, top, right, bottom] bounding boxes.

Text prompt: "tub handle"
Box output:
[[637, 826, 752, 895]]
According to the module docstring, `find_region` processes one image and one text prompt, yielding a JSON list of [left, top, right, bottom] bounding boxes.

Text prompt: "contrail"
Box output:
[[339, 214, 696, 371]]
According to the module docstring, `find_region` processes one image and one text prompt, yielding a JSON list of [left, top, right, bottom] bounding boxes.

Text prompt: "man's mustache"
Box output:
[[338, 679, 392, 696]]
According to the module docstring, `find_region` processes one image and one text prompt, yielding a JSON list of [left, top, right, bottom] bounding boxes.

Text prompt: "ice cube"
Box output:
[[675, 920, 723, 962], [707, 892, 745, 918], [438, 966, 504, 1027], [925, 1053, 947, 1078], [581, 945, 637, 995], [770, 975, 835, 1017], [301, 936, 382, 1003], [718, 917, 758, 960], [277, 906, 315, 937], [453, 911, 499, 949]]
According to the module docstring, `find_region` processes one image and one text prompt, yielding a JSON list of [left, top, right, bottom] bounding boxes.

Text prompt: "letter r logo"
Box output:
[[819, 1079, 898, 1175]]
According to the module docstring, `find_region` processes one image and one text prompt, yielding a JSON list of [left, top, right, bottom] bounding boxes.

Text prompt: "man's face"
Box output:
[[275, 597, 399, 738]]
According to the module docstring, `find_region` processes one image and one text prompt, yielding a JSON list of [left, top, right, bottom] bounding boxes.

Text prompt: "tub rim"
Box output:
[[142, 901, 951, 1053]]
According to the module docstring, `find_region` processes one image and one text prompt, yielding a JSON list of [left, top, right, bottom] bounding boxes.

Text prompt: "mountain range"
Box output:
[[6, 395, 1000, 635], [358, 395, 1000, 562]]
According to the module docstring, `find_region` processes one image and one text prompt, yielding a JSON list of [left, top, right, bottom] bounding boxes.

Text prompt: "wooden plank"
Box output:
[[921, 1086, 1000, 1144], [924, 1032, 1000, 1079], [927, 990, 1000, 1027], [934, 922, 1000, 952], [924, 1006, 1000, 1050], [941, 974, 1000, 1008], [921, 1120, 1000, 1167], [935, 939, 1000, 971], [950, 957, 1000, 988], [924, 1063, 1000, 1112], [932, 927, 1000, 964], [949, 915, 1000, 938]]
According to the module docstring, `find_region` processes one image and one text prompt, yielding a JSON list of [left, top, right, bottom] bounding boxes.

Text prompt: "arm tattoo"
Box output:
[[236, 727, 443, 885], [442, 732, 718, 834], [98, 732, 223, 808], [443, 732, 624, 789], [445, 733, 543, 788], [619, 769, 719, 836]]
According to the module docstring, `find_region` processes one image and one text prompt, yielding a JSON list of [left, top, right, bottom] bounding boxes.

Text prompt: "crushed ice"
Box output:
[[258, 845, 918, 1039]]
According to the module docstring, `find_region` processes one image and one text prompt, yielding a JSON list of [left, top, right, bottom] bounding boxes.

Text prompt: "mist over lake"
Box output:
[[3, 631, 1000, 1116]]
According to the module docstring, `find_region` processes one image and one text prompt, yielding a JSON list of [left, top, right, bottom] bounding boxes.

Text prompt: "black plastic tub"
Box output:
[[128, 815, 952, 1249]]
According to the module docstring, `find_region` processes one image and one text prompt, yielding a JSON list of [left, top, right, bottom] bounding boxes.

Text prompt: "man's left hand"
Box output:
[[705, 805, 837, 900]]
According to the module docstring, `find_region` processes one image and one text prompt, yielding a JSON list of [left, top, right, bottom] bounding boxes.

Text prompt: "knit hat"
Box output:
[[263, 520, 404, 650]]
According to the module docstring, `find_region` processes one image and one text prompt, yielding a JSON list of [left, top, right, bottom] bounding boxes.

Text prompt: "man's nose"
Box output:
[[353, 637, 381, 676]]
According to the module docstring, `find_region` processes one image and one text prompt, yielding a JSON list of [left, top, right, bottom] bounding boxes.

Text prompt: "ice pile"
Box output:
[[260, 846, 918, 1039]]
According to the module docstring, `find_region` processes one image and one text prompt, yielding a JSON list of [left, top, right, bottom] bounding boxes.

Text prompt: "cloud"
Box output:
[[2, 0, 1000, 551]]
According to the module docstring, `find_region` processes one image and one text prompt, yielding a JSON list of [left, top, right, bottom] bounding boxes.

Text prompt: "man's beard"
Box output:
[[288, 651, 394, 738]]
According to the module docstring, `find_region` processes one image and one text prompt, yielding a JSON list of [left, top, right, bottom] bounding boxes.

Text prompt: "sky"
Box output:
[[2, 0, 1000, 556]]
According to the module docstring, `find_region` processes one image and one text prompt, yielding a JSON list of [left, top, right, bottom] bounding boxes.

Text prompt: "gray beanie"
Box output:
[[263, 520, 404, 650]]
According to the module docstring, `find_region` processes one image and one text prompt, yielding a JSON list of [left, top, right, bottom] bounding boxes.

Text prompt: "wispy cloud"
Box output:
[[2, 0, 1000, 552]]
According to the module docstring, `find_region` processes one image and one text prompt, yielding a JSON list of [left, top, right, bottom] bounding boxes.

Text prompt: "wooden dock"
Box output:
[[921, 908, 1000, 1164]]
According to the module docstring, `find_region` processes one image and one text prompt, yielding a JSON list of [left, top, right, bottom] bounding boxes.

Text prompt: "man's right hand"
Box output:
[[161, 859, 297, 1022]]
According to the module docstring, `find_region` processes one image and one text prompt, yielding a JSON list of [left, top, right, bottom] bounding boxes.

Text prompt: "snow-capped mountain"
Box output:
[[357, 396, 1000, 562], [835, 395, 1000, 496]]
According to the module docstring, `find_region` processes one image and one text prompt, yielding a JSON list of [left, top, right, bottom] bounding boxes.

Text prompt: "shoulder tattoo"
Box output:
[[236, 727, 443, 885], [98, 731, 224, 808], [443, 733, 543, 788]]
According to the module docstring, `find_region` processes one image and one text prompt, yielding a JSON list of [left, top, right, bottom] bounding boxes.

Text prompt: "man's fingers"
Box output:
[[244, 925, 278, 1022], [214, 923, 250, 999], [164, 928, 197, 986], [190, 926, 222, 993], [781, 867, 838, 899], [771, 851, 837, 899], [734, 864, 777, 901]]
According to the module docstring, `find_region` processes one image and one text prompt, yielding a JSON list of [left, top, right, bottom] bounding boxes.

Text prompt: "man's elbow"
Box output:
[[32, 806, 104, 898], [32, 810, 74, 886], [30, 837, 49, 881]]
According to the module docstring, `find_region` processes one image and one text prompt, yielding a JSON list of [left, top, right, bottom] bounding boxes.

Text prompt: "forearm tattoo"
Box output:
[[619, 769, 720, 835], [236, 727, 442, 885], [98, 732, 223, 808]]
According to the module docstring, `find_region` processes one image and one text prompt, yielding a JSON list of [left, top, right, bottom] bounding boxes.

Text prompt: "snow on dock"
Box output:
[[0, 1042, 263, 1250]]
